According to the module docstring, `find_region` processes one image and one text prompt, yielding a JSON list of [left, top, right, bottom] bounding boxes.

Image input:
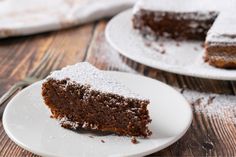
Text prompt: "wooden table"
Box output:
[[0, 20, 236, 157]]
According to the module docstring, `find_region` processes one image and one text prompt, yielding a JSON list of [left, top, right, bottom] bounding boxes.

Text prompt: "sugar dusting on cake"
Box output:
[[60, 116, 99, 130], [47, 62, 147, 100], [133, 0, 234, 13], [206, 12, 236, 44], [60, 117, 80, 130]]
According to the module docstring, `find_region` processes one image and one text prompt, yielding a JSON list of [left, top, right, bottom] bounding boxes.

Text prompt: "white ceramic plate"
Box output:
[[3, 71, 192, 157], [105, 9, 236, 81]]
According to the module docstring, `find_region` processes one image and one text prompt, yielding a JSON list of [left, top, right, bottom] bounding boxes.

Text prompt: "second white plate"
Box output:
[[105, 9, 236, 80], [3, 71, 192, 157]]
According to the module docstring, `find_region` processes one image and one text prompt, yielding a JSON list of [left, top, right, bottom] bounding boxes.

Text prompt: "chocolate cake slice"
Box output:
[[132, 0, 236, 68], [42, 62, 152, 137], [205, 13, 236, 68]]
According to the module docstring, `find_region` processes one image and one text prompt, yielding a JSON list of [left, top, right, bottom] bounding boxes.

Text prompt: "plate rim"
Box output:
[[3, 71, 192, 157], [105, 9, 236, 81]]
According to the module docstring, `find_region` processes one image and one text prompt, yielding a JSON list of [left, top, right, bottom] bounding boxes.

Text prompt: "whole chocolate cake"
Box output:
[[133, 0, 236, 69], [42, 62, 152, 137]]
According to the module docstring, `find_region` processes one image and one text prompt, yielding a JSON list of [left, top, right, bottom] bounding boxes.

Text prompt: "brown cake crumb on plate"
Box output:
[[131, 136, 139, 144]]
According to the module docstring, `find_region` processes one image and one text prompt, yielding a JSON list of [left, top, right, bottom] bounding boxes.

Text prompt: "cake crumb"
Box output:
[[89, 136, 94, 138], [201, 43, 205, 48], [101, 140, 105, 143], [192, 98, 203, 106], [131, 137, 139, 144], [180, 88, 185, 94], [176, 42, 180, 47], [144, 41, 151, 47], [194, 47, 198, 51], [207, 96, 216, 105], [160, 49, 166, 54], [61, 123, 73, 129], [152, 46, 166, 54], [159, 43, 164, 47]]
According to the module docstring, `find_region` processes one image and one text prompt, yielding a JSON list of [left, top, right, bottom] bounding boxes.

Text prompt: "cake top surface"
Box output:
[[133, 0, 235, 13], [206, 12, 236, 44], [46, 62, 147, 100]]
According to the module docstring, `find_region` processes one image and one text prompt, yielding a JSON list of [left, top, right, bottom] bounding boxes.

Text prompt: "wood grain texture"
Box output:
[[0, 20, 236, 157]]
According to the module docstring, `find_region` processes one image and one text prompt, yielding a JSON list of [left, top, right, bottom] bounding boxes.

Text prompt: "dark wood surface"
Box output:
[[0, 20, 236, 157]]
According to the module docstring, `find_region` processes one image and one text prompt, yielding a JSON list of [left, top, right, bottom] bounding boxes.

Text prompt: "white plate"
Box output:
[[3, 71, 192, 157], [105, 9, 236, 81]]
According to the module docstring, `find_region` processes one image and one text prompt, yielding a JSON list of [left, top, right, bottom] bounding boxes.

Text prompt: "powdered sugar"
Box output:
[[60, 117, 79, 129], [133, 0, 234, 13], [206, 12, 236, 44], [180, 89, 236, 124], [47, 62, 146, 100], [60, 116, 99, 129]]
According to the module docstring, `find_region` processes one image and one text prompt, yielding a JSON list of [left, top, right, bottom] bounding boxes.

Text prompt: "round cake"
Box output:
[[132, 0, 236, 69]]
